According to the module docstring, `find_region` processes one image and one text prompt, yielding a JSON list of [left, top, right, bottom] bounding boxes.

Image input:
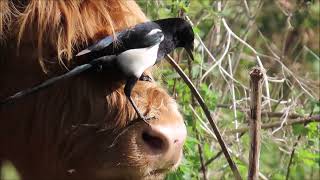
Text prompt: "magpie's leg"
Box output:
[[139, 73, 153, 82], [124, 77, 154, 126]]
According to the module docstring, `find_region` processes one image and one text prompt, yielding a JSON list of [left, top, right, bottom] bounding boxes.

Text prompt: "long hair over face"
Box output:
[[0, 0, 147, 71], [0, 2, 186, 179]]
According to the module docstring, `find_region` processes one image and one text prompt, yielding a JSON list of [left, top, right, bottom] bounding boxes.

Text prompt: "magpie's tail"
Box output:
[[0, 63, 93, 107], [0, 55, 117, 108]]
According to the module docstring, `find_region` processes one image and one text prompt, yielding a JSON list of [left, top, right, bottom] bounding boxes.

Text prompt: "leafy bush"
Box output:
[[138, 0, 320, 179]]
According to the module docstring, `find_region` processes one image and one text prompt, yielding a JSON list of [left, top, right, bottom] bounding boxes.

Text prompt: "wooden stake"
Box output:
[[248, 67, 263, 180]]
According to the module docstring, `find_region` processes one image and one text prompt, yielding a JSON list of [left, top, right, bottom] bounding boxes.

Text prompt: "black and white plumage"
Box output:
[[76, 18, 194, 62], [76, 18, 195, 123], [1, 18, 194, 122]]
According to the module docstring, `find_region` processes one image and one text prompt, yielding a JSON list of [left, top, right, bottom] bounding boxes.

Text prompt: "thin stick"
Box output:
[[166, 55, 242, 180], [222, 18, 272, 111], [248, 67, 263, 180], [285, 136, 300, 180], [215, 104, 304, 119], [236, 154, 269, 180], [202, 132, 246, 170], [228, 55, 239, 141], [204, 151, 223, 168], [204, 115, 315, 170], [226, 115, 320, 134], [285, 112, 314, 180], [197, 133, 207, 180], [187, 55, 207, 180]]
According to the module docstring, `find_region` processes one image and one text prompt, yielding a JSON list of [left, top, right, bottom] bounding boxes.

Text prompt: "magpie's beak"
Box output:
[[185, 43, 194, 61]]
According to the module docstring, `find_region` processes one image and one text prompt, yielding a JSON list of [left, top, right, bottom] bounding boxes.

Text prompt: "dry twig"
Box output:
[[166, 55, 242, 180], [226, 115, 320, 134]]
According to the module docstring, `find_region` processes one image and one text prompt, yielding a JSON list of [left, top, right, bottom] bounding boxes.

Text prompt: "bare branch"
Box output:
[[228, 55, 239, 141], [202, 132, 246, 170], [186, 53, 207, 180], [286, 111, 314, 180], [221, 18, 272, 111], [166, 55, 242, 180], [226, 115, 320, 134], [285, 136, 301, 180], [200, 32, 231, 81], [216, 103, 304, 119], [197, 133, 207, 180]]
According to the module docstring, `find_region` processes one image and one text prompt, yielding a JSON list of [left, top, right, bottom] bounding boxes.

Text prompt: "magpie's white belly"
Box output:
[[117, 44, 160, 77]]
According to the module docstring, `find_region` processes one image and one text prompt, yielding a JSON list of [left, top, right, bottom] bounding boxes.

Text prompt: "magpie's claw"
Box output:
[[139, 74, 153, 82], [140, 115, 156, 127]]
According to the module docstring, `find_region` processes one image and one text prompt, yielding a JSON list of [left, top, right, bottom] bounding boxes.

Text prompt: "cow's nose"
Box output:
[[138, 117, 187, 169]]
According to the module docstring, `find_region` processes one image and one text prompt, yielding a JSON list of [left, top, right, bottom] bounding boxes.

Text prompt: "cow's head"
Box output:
[[0, 1, 187, 179]]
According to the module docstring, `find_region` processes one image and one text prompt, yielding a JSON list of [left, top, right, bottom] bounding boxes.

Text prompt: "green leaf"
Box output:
[[292, 124, 309, 135]]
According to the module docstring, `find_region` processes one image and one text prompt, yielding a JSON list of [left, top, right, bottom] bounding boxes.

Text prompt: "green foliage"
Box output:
[[139, 0, 319, 179], [292, 124, 309, 135], [199, 83, 217, 110]]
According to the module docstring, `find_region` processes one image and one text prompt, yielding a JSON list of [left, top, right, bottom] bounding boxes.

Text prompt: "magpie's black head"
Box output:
[[176, 20, 194, 60], [154, 18, 195, 60], [121, 25, 164, 50], [175, 19, 194, 60]]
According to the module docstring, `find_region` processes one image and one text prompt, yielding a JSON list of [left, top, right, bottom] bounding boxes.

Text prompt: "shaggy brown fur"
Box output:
[[0, 1, 185, 179], [1, 0, 146, 70], [0, 0, 149, 126]]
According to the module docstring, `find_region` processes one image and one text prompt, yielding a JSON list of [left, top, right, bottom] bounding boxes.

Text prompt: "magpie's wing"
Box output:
[[75, 30, 131, 57], [76, 35, 114, 56], [75, 21, 161, 59], [75, 28, 132, 58], [116, 22, 163, 50]]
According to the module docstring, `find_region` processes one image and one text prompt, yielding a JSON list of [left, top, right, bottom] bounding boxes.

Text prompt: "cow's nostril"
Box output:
[[142, 131, 164, 151]]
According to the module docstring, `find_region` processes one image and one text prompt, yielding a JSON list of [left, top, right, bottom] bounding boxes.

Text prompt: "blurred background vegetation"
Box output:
[[137, 0, 319, 179]]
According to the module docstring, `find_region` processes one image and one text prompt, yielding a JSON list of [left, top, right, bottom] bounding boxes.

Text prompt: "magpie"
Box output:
[[0, 24, 165, 109], [1, 18, 194, 123], [76, 18, 195, 123]]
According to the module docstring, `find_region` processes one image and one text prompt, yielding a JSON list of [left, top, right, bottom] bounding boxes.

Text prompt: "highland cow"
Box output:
[[0, 1, 186, 179]]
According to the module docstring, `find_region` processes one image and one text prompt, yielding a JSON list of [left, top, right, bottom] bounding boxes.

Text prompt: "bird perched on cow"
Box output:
[[76, 18, 195, 124], [1, 18, 195, 124]]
